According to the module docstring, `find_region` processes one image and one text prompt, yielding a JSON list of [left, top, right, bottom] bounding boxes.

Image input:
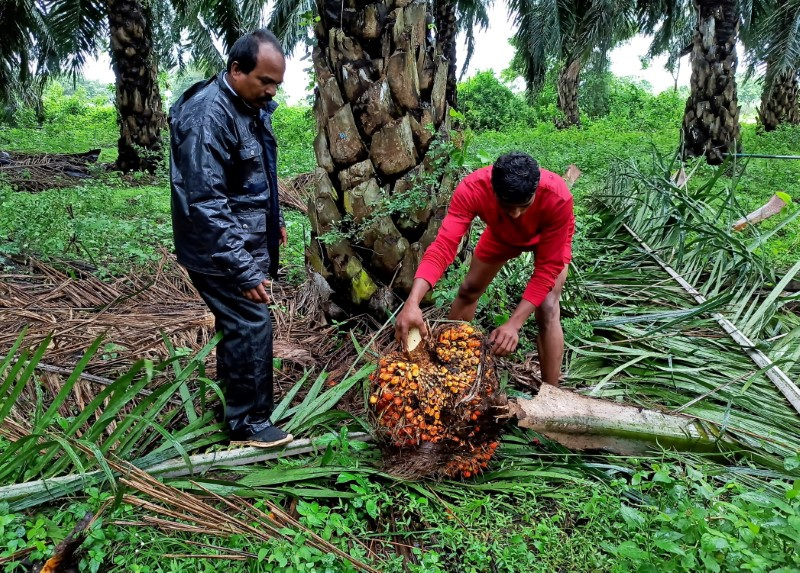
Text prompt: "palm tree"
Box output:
[[433, 0, 492, 107], [0, 0, 57, 122], [758, 68, 800, 129], [680, 1, 743, 164], [304, 0, 455, 313], [641, 0, 748, 164], [508, 0, 638, 127], [744, 0, 800, 130], [6, 0, 266, 171], [44, 0, 165, 172]]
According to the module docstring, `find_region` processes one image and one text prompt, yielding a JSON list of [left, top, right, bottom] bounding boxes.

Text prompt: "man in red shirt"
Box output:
[[395, 152, 575, 386]]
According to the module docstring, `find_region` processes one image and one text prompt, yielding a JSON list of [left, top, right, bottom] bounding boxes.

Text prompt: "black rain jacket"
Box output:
[[169, 72, 284, 289]]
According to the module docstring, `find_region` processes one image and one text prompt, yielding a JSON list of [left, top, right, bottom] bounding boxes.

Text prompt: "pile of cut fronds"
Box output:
[[565, 152, 800, 473], [0, 254, 331, 379]]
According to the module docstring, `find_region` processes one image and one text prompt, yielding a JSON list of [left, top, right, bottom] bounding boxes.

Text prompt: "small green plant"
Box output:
[[600, 461, 800, 572]]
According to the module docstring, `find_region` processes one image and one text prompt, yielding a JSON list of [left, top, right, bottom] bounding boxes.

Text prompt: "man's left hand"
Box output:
[[280, 227, 288, 246], [489, 323, 520, 356]]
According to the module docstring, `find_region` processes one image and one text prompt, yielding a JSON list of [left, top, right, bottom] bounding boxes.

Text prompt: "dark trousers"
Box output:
[[188, 271, 274, 433]]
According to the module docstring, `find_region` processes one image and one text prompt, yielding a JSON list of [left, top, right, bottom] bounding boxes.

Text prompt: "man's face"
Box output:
[[229, 43, 285, 109], [497, 196, 534, 219]]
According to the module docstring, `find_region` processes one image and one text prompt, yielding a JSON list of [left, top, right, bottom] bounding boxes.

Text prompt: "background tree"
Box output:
[[507, 0, 638, 127], [433, 0, 491, 108], [642, 0, 757, 164], [743, 0, 800, 130], [46, 0, 165, 172], [10, 0, 268, 171], [638, 0, 696, 93], [0, 0, 57, 123], [306, 0, 454, 314]]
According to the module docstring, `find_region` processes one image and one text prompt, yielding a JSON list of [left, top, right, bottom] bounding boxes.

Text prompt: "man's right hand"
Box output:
[[242, 279, 272, 304], [395, 302, 428, 351]]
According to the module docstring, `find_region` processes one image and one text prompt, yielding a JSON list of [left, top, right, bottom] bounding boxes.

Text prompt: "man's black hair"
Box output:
[[227, 29, 284, 73], [491, 152, 540, 204]]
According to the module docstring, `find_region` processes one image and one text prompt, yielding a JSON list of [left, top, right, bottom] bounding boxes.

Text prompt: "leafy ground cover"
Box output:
[[1, 78, 799, 572]]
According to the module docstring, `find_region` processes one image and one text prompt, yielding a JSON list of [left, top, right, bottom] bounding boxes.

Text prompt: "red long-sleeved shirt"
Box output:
[[415, 166, 575, 307]]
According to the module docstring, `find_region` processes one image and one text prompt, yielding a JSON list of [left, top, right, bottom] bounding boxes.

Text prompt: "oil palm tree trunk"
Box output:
[[556, 56, 581, 127], [308, 0, 453, 314], [681, 0, 741, 165], [758, 66, 800, 131], [107, 0, 165, 172], [434, 0, 458, 108]]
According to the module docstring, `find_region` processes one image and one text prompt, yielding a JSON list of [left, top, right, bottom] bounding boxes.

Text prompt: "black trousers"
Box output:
[[188, 271, 274, 434]]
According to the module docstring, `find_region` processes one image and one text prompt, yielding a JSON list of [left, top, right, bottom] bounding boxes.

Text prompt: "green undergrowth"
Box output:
[[2, 448, 799, 572], [0, 176, 309, 280]]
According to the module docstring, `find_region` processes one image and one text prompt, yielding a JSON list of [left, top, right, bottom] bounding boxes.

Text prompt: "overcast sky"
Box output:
[[85, 2, 689, 103]]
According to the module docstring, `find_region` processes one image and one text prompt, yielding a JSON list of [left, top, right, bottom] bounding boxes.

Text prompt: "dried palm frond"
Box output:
[[108, 456, 381, 572], [0, 149, 101, 192], [278, 171, 315, 213]]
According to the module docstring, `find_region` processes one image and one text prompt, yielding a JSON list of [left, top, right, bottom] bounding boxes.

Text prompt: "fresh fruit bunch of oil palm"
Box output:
[[368, 323, 506, 479]]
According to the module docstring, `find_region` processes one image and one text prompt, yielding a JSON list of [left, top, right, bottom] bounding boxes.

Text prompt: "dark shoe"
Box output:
[[230, 422, 293, 449]]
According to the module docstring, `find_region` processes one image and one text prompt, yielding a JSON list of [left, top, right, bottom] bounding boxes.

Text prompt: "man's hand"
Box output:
[[489, 322, 520, 356], [279, 226, 288, 246], [242, 278, 272, 304], [563, 164, 582, 188], [395, 303, 428, 351]]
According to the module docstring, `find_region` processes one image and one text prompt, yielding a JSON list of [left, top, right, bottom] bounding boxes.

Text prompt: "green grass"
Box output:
[[0, 176, 172, 274], [0, 175, 310, 281]]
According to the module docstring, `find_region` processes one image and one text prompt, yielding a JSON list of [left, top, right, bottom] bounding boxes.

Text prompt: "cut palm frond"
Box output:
[[111, 457, 382, 572], [564, 153, 800, 476]]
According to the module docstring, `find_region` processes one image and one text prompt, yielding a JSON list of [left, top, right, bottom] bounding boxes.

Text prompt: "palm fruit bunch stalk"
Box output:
[[368, 323, 507, 479]]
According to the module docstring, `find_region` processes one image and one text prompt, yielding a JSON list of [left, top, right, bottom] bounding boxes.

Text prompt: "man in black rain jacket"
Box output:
[[169, 29, 291, 448]]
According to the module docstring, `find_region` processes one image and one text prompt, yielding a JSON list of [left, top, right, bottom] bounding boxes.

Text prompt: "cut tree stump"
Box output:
[[732, 193, 789, 231], [509, 384, 729, 455]]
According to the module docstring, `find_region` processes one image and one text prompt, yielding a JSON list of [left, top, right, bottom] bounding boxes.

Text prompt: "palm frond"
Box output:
[[640, 0, 695, 72], [0, 333, 228, 506], [0, 0, 57, 105], [745, 0, 800, 92], [453, 0, 491, 79], [508, 0, 564, 93], [113, 459, 383, 572], [267, 0, 315, 56], [572, 0, 636, 61], [45, 0, 106, 78], [565, 153, 800, 474], [509, 0, 640, 98]]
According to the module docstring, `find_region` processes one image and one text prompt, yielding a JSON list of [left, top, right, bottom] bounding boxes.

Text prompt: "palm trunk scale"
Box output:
[[308, 0, 454, 314]]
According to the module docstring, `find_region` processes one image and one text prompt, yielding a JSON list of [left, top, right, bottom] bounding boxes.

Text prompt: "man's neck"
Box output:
[[222, 72, 253, 110]]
